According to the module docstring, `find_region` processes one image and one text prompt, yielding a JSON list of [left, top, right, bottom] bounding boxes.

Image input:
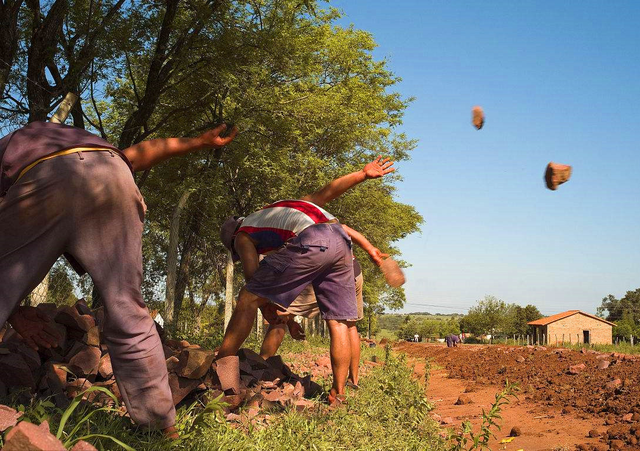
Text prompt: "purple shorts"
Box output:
[[245, 223, 357, 320]]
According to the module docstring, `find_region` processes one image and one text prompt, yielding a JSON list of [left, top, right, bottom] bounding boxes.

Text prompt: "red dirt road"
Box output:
[[395, 342, 640, 451]]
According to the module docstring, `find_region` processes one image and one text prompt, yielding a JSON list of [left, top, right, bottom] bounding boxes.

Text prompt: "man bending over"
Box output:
[[0, 121, 237, 436], [217, 157, 394, 403]]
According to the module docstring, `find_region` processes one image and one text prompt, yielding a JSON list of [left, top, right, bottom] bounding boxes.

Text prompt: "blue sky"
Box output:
[[332, 1, 640, 316]]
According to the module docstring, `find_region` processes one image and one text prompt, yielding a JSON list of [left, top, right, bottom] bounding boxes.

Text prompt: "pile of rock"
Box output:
[[0, 301, 324, 425]]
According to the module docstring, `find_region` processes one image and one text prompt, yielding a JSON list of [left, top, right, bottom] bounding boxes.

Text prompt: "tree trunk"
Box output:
[[256, 308, 263, 339], [164, 189, 193, 328], [224, 251, 234, 332], [0, 0, 23, 97]]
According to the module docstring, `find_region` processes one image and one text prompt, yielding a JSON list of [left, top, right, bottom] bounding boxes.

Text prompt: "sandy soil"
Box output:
[[396, 342, 640, 451]]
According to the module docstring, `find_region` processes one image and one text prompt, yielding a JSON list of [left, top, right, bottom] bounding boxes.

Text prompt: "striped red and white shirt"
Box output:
[[237, 200, 336, 254]]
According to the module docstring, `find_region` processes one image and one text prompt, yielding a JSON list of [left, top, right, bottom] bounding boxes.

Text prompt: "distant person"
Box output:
[[446, 334, 460, 348], [414, 334, 420, 343]]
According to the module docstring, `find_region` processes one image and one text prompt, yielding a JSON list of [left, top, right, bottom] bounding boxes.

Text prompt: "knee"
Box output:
[[237, 287, 266, 310]]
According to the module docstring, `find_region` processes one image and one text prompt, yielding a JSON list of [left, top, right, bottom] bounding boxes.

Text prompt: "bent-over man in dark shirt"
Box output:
[[0, 121, 237, 436]]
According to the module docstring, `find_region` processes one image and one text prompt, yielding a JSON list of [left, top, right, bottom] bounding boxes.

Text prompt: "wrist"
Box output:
[[358, 169, 369, 181]]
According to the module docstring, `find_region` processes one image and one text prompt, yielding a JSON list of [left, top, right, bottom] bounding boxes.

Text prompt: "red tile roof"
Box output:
[[528, 310, 616, 327]]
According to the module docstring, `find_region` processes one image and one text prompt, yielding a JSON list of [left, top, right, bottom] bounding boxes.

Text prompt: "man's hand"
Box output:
[[198, 123, 239, 149], [260, 303, 287, 325], [287, 319, 306, 341], [7, 306, 61, 351], [362, 156, 395, 179], [367, 247, 389, 266]]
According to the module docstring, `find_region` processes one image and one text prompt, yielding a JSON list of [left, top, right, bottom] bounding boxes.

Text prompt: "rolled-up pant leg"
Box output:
[[65, 152, 175, 429]]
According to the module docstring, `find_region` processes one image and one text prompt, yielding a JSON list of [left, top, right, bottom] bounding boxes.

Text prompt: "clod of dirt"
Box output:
[[588, 429, 600, 438], [545, 162, 572, 190], [568, 363, 586, 374], [605, 379, 622, 391], [471, 106, 484, 130], [509, 426, 522, 437], [515, 356, 525, 363], [597, 360, 610, 370], [455, 394, 473, 405]]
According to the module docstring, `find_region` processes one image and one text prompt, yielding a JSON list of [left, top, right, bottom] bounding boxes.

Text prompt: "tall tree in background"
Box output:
[[597, 288, 640, 340], [1, 0, 422, 332]]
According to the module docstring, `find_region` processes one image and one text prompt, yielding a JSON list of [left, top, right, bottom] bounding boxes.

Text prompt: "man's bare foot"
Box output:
[[287, 319, 306, 341], [163, 426, 179, 440], [327, 388, 347, 406]]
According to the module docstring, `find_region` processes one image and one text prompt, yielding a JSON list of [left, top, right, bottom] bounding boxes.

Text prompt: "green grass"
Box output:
[[375, 329, 398, 341], [4, 337, 446, 451]]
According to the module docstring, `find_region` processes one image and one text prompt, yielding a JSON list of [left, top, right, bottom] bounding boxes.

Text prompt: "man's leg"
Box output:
[[0, 160, 69, 326], [218, 288, 266, 358], [67, 152, 174, 430], [326, 319, 351, 401], [347, 321, 360, 387], [260, 323, 286, 359]]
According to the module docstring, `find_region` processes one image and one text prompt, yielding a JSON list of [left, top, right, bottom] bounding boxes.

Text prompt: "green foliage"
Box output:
[[396, 316, 460, 341], [448, 381, 520, 451], [597, 289, 640, 340], [459, 296, 542, 338]]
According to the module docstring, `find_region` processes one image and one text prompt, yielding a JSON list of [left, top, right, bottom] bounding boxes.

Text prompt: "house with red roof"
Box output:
[[528, 310, 615, 345]]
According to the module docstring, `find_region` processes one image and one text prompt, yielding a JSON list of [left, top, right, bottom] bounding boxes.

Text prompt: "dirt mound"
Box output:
[[395, 342, 640, 449], [0, 301, 331, 426]]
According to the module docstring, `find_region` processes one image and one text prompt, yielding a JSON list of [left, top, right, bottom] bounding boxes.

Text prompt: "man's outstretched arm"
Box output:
[[342, 224, 389, 266], [301, 156, 394, 207], [122, 124, 239, 172]]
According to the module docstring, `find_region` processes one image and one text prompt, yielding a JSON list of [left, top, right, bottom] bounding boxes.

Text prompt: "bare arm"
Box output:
[[122, 124, 239, 172], [234, 232, 260, 280], [342, 224, 388, 266], [301, 156, 395, 207]]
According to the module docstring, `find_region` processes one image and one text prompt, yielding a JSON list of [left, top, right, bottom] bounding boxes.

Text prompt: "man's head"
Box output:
[[220, 215, 244, 259]]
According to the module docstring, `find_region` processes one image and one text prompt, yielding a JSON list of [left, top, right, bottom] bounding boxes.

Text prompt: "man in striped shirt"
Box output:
[[218, 157, 394, 404]]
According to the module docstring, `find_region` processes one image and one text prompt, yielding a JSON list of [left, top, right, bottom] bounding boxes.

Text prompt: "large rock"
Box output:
[[0, 353, 36, 389], [238, 348, 270, 370], [168, 373, 201, 405], [5, 341, 41, 372], [82, 326, 101, 347], [3, 421, 66, 451], [66, 378, 93, 398], [55, 306, 95, 332], [176, 348, 215, 380], [43, 362, 69, 408], [0, 404, 22, 432], [98, 354, 113, 379], [68, 345, 101, 377], [35, 303, 59, 320], [544, 162, 572, 190]]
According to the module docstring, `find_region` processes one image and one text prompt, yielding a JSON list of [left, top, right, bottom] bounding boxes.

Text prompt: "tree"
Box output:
[[509, 304, 542, 336], [3, 1, 422, 336], [460, 295, 513, 336], [597, 289, 640, 341], [597, 289, 640, 323]]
